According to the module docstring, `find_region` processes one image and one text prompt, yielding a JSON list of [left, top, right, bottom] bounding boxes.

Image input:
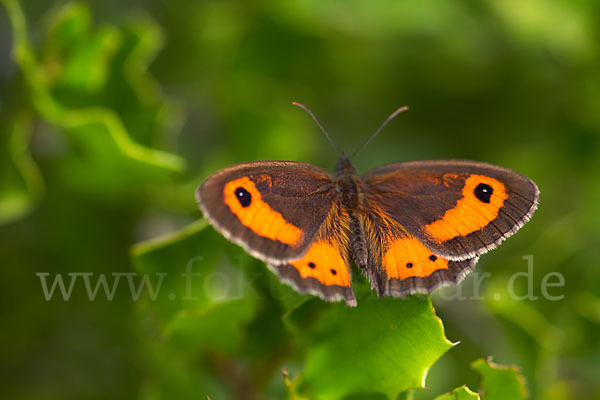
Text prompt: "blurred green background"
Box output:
[[1, 0, 599, 399]]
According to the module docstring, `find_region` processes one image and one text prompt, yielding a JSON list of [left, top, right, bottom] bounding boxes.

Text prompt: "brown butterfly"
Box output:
[[196, 104, 539, 306]]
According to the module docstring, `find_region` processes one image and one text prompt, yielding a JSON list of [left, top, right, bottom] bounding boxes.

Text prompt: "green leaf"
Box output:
[[396, 391, 414, 400], [471, 357, 528, 400], [138, 297, 258, 400], [164, 298, 257, 354], [2, 0, 184, 197], [42, 2, 121, 91], [434, 385, 480, 400], [132, 220, 260, 398], [132, 219, 225, 321], [132, 218, 260, 336], [289, 296, 454, 399], [0, 113, 43, 225]]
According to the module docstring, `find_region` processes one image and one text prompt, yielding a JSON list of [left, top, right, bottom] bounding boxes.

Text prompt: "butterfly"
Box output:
[[196, 104, 539, 306]]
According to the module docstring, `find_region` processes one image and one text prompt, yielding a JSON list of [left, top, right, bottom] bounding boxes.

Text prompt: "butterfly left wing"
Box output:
[[197, 160, 356, 305], [268, 206, 357, 306]]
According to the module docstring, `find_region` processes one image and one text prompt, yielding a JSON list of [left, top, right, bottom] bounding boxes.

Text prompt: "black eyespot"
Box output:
[[406, 262, 413, 268], [330, 268, 337, 275], [474, 183, 493, 203], [308, 262, 316, 269], [235, 187, 252, 207], [429, 254, 437, 261]]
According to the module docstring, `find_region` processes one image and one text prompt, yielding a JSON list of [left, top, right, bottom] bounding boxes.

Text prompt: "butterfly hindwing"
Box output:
[[197, 161, 337, 264], [362, 159, 539, 260], [360, 206, 478, 297], [378, 233, 479, 297], [268, 206, 356, 306]]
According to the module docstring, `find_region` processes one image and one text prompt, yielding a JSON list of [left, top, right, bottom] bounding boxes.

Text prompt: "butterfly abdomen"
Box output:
[[349, 217, 368, 268]]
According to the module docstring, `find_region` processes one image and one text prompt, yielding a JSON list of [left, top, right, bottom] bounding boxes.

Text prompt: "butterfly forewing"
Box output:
[[197, 161, 337, 264], [362, 159, 539, 260]]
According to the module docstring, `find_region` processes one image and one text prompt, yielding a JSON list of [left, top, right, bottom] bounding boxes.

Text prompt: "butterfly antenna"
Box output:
[[292, 102, 344, 155], [350, 105, 409, 160]]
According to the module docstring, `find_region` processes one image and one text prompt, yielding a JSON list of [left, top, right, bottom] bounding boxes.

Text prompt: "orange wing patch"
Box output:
[[224, 176, 302, 246], [289, 240, 351, 287], [425, 174, 508, 242], [383, 237, 449, 279]]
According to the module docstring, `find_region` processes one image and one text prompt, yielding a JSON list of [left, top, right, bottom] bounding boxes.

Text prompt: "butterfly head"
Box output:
[[334, 153, 357, 177], [292, 101, 409, 178]]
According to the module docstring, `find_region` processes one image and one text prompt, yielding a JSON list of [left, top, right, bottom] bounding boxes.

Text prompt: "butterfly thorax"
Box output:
[[333, 155, 361, 209], [333, 155, 369, 268]]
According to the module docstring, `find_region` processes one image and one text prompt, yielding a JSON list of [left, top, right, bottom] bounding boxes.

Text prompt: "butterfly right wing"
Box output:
[[358, 159, 537, 297]]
